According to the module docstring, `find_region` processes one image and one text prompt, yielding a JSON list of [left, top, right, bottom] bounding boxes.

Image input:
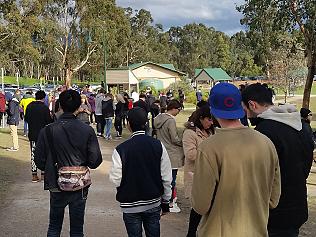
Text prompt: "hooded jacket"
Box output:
[[154, 113, 184, 168], [7, 98, 20, 125], [182, 123, 210, 198], [102, 96, 115, 118], [95, 93, 105, 115], [255, 104, 314, 230]]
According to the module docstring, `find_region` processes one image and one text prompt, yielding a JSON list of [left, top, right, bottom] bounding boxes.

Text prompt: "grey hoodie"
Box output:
[[258, 104, 302, 131], [95, 93, 105, 115], [154, 113, 184, 168]]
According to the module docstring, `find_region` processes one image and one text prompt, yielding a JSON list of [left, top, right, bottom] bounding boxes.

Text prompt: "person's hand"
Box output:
[[160, 202, 170, 216]]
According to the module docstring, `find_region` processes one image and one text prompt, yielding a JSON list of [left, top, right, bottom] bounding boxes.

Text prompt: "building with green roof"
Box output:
[[105, 62, 186, 92], [195, 68, 231, 87]]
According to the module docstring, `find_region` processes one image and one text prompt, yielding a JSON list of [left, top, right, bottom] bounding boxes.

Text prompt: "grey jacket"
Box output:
[[154, 113, 184, 168], [95, 93, 105, 115]]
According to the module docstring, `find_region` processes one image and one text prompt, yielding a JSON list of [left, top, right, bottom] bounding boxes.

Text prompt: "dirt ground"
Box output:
[[1, 128, 316, 236]]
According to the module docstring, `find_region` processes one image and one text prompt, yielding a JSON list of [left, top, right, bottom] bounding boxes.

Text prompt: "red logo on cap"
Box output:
[[224, 97, 235, 108]]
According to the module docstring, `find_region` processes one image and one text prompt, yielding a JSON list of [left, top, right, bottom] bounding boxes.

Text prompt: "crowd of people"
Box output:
[[0, 82, 315, 237]]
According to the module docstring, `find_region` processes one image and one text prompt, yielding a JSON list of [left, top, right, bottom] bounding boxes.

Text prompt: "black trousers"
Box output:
[[95, 115, 105, 135], [114, 116, 123, 136]]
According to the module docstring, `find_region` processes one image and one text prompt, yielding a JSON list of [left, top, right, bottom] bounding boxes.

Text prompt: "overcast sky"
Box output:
[[116, 0, 245, 35]]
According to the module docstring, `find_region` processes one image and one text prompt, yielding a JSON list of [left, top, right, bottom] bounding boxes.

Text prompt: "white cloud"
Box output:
[[116, 0, 245, 34]]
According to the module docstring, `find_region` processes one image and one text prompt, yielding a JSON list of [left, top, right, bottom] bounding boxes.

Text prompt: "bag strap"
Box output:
[[45, 125, 58, 168]]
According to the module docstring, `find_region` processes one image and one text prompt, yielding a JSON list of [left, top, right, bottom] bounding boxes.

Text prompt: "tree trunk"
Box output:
[[302, 53, 316, 108], [65, 68, 73, 89]]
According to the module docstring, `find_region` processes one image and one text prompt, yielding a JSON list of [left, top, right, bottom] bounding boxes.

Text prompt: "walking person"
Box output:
[[241, 83, 314, 237], [95, 88, 106, 137], [122, 93, 129, 127], [76, 94, 91, 124], [154, 99, 184, 213], [88, 93, 96, 124], [109, 107, 172, 237], [195, 89, 202, 103], [0, 89, 6, 127], [192, 83, 281, 237], [183, 105, 214, 237], [102, 93, 115, 140], [6, 92, 20, 151], [25, 90, 53, 182], [20, 91, 35, 136], [114, 94, 125, 138], [34, 90, 102, 237], [178, 89, 185, 110], [159, 92, 167, 113]]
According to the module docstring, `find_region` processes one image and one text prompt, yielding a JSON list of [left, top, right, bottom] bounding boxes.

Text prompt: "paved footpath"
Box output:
[[1, 132, 316, 236], [0, 137, 189, 237]]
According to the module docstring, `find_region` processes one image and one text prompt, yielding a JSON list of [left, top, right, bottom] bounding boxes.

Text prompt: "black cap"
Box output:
[[127, 107, 148, 127]]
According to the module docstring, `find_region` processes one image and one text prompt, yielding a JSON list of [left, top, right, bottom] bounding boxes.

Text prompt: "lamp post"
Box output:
[[102, 30, 107, 92], [1, 68, 3, 92]]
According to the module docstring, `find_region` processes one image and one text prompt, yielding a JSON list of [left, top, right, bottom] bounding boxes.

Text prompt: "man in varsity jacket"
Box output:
[[110, 107, 172, 237]]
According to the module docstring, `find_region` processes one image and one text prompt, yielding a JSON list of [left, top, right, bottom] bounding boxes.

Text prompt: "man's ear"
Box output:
[[248, 101, 256, 111]]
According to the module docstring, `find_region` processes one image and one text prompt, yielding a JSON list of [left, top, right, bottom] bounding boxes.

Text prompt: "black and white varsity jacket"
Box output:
[[109, 131, 172, 213]]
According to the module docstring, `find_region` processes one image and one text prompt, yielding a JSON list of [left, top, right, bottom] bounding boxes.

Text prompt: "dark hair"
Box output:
[[26, 91, 33, 95], [127, 107, 148, 132], [196, 100, 208, 108], [189, 105, 215, 134], [241, 83, 273, 109], [167, 99, 181, 111], [35, 90, 46, 100], [59, 90, 81, 113], [139, 93, 146, 99], [98, 88, 105, 94]]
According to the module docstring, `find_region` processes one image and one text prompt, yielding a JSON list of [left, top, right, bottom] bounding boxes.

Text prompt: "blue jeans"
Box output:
[[268, 228, 299, 237], [123, 206, 161, 237], [47, 188, 88, 237], [105, 118, 112, 138], [24, 121, 28, 135]]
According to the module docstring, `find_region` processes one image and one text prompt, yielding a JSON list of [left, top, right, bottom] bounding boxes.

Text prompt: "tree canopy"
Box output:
[[0, 0, 270, 86]]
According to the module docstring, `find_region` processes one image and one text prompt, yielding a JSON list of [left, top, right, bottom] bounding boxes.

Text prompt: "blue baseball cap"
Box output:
[[208, 83, 245, 119]]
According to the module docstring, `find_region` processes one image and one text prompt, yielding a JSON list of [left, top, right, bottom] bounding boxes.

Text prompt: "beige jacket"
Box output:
[[154, 113, 184, 168], [192, 127, 281, 237], [182, 125, 210, 198]]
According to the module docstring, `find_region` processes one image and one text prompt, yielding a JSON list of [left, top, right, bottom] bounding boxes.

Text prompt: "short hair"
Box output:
[[167, 99, 181, 111], [26, 91, 33, 95], [241, 83, 273, 109], [35, 90, 46, 100], [139, 93, 146, 99], [59, 90, 81, 113], [127, 107, 148, 132], [196, 100, 208, 108]]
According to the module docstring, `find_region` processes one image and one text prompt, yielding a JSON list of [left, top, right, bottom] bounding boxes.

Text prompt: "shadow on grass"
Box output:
[[0, 154, 28, 206]]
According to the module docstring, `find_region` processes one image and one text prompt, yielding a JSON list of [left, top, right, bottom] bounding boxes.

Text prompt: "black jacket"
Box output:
[[25, 101, 53, 142], [133, 99, 150, 113], [115, 101, 124, 118], [255, 118, 314, 229], [34, 113, 102, 190], [102, 99, 114, 118], [109, 131, 172, 212], [7, 98, 20, 125]]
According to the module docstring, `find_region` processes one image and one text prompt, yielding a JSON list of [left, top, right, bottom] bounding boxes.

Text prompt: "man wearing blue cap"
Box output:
[[191, 83, 281, 237]]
